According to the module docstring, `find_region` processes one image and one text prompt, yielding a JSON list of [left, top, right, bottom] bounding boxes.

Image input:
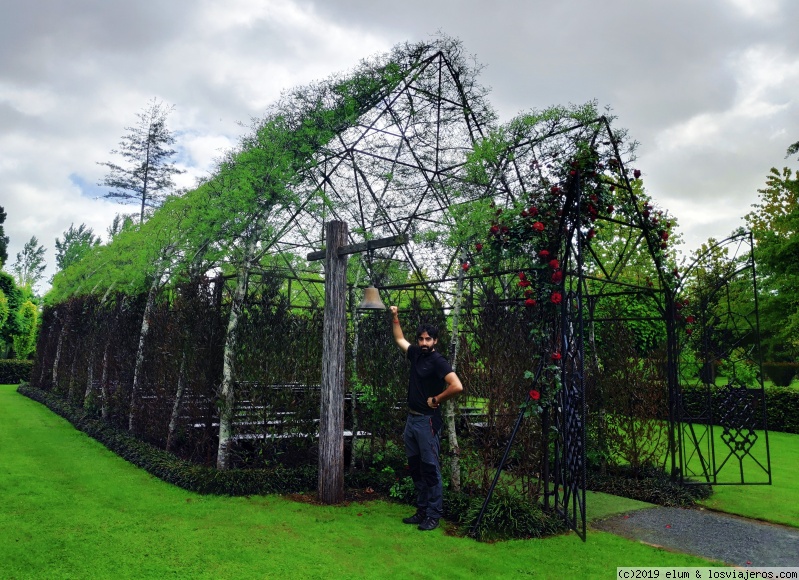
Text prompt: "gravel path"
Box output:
[[593, 506, 799, 567]]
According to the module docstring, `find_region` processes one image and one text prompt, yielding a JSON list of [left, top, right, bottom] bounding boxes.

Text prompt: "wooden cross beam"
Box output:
[[306, 234, 407, 262]]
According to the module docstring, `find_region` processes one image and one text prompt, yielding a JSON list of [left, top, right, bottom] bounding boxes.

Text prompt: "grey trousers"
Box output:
[[403, 414, 443, 519]]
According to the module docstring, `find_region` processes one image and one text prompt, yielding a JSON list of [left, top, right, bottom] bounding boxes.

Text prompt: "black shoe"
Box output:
[[417, 517, 439, 531], [402, 511, 425, 525]]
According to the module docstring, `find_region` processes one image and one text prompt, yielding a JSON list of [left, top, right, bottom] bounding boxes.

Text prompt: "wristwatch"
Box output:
[[431, 397, 438, 405]]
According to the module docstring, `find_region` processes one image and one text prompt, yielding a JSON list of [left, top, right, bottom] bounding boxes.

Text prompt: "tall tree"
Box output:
[[0, 205, 8, 267], [54, 223, 101, 271], [11, 236, 46, 292], [787, 140, 799, 162], [98, 98, 184, 224]]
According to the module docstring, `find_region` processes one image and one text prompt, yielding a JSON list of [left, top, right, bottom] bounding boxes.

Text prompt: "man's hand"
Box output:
[[427, 397, 439, 409]]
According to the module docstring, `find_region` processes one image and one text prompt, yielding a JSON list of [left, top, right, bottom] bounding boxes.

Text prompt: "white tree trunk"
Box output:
[[445, 251, 467, 491], [128, 278, 159, 432], [166, 349, 188, 452], [216, 266, 250, 470], [52, 323, 64, 389]]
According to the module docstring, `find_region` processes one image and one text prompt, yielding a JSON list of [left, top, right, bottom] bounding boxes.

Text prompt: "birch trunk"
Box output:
[[445, 251, 467, 491], [216, 266, 250, 469], [166, 350, 188, 452], [52, 323, 65, 389], [128, 278, 159, 432]]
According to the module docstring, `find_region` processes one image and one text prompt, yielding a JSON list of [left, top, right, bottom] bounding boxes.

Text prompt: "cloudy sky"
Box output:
[[2, 0, 797, 291]]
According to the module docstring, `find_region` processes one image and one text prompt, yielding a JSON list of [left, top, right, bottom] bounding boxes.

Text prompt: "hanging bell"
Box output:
[[358, 285, 386, 310]]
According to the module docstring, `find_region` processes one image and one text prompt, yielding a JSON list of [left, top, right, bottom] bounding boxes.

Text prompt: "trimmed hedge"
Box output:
[[762, 362, 799, 387], [17, 384, 317, 496], [0, 359, 33, 384], [681, 383, 799, 434], [586, 466, 712, 507]]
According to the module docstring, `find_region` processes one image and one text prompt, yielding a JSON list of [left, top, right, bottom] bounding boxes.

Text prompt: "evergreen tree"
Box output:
[[98, 98, 184, 224], [54, 223, 101, 271]]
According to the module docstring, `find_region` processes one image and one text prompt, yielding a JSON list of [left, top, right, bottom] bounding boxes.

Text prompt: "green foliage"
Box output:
[[11, 300, 38, 359], [0, 360, 33, 383], [464, 488, 567, 541], [0, 271, 22, 350], [54, 223, 101, 271], [762, 362, 799, 387], [586, 465, 711, 507], [0, 289, 8, 330], [11, 235, 46, 292]]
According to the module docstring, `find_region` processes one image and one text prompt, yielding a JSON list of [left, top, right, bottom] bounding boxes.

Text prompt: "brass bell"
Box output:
[[358, 285, 386, 310]]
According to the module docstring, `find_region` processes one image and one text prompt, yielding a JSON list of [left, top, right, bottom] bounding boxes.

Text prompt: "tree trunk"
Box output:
[[216, 260, 252, 469], [52, 323, 65, 390], [100, 342, 110, 420], [128, 278, 159, 432], [166, 349, 188, 452], [445, 251, 467, 491], [83, 348, 94, 409], [318, 221, 348, 504]]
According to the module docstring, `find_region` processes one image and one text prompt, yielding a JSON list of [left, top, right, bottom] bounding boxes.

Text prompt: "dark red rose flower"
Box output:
[[551, 271, 563, 283], [550, 185, 561, 195], [642, 210, 650, 218], [532, 221, 545, 232], [551, 352, 562, 362], [660, 230, 669, 240], [528, 206, 538, 216], [525, 298, 536, 307], [548, 259, 560, 269], [660, 242, 668, 249], [538, 249, 550, 260], [587, 229, 596, 240], [524, 289, 534, 297], [675, 301, 684, 310], [551, 291, 563, 304], [590, 194, 598, 202], [462, 262, 470, 271], [518, 271, 526, 281], [490, 225, 499, 234], [518, 279, 531, 288], [529, 389, 541, 400], [633, 169, 642, 179], [607, 205, 615, 213], [686, 315, 696, 323], [475, 242, 483, 252], [496, 208, 503, 216], [686, 328, 693, 336], [682, 298, 690, 306], [501, 225, 509, 234], [569, 169, 577, 176]]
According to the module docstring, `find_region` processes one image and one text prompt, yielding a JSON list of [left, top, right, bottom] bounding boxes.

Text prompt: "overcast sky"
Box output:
[[2, 0, 797, 292]]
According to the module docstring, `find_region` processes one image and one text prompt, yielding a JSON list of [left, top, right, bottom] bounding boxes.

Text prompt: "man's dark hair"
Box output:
[[416, 323, 439, 340]]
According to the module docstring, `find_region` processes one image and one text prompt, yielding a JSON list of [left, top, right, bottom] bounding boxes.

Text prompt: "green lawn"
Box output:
[[0, 384, 722, 580]]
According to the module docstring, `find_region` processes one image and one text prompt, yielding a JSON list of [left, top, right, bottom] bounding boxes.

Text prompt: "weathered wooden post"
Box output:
[[318, 220, 348, 503], [309, 226, 406, 504]]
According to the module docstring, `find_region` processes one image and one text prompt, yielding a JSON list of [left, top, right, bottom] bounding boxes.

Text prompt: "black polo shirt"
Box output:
[[406, 344, 453, 415]]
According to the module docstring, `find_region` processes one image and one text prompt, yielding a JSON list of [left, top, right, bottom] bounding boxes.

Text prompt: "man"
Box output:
[[389, 305, 463, 531]]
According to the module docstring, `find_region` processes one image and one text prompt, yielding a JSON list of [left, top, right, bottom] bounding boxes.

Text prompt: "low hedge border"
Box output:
[[0, 359, 34, 384], [681, 383, 799, 434], [17, 383, 316, 496], [586, 466, 712, 507], [17, 383, 569, 540]]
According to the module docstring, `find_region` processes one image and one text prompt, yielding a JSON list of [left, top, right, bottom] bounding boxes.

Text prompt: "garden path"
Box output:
[[593, 506, 799, 567]]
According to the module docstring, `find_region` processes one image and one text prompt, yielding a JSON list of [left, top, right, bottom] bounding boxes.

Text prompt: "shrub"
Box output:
[[586, 465, 711, 507], [762, 362, 799, 387], [0, 359, 33, 384], [463, 488, 568, 541]]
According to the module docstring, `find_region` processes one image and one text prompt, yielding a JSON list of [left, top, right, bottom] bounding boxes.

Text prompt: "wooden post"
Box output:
[[318, 220, 348, 504]]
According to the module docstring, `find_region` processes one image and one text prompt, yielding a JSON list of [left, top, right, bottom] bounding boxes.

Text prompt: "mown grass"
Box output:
[[0, 384, 724, 579]]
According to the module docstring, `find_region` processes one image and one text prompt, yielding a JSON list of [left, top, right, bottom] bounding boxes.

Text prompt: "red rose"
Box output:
[[633, 169, 642, 179], [660, 242, 668, 249], [529, 389, 541, 400], [686, 328, 693, 336], [462, 262, 470, 271], [532, 221, 545, 232], [528, 206, 538, 216], [525, 298, 536, 307], [550, 185, 561, 195], [548, 259, 560, 270], [538, 249, 550, 260], [550, 291, 562, 304], [551, 352, 562, 362], [490, 225, 499, 234], [587, 229, 596, 240], [524, 289, 534, 297], [518, 280, 531, 288], [475, 243, 483, 252], [607, 205, 615, 213], [518, 271, 527, 281], [686, 316, 696, 323], [660, 230, 669, 240], [551, 271, 563, 283]]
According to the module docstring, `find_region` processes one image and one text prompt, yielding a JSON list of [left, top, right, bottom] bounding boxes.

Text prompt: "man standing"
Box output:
[[389, 305, 463, 531]]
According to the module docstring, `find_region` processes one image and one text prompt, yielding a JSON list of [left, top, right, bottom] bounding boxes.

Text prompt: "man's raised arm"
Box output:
[[389, 305, 411, 353]]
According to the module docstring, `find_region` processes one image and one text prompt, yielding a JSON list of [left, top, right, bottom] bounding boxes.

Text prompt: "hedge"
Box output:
[[762, 362, 799, 387], [0, 359, 33, 384], [681, 383, 799, 435]]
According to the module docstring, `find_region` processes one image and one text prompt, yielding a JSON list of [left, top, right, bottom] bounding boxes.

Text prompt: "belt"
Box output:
[[408, 409, 424, 416]]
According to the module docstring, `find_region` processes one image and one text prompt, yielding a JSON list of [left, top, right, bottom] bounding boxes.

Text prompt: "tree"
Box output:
[[11, 236, 47, 292], [54, 223, 101, 272], [12, 299, 38, 359], [745, 166, 799, 359], [0, 271, 22, 357], [98, 98, 184, 224], [0, 205, 8, 267], [787, 140, 799, 162]]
